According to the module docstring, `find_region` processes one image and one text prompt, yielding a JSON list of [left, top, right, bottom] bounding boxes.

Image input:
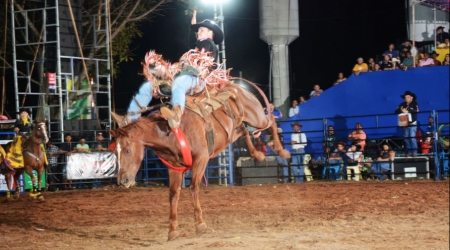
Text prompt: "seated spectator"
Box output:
[[431, 51, 441, 66], [379, 55, 393, 70], [372, 63, 382, 72], [400, 51, 414, 68], [437, 38, 450, 48], [310, 84, 323, 97], [399, 39, 412, 52], [367, 58, 376, 72], [332, 141, 348, 180], [333, 72, 347, 85], [92, 132, 108, 151], [352, 57, 368, 76], [288, 100, 299, 118], [265, 103, 283, 120], [299, 96, 307, 104], [346, 143, 364, 179], [418, 52, 435, 67], [313, 146, 342, 180], [443, 53, 450, 66], [436, 26, 450, 45], [391, 58, 401, 70], [76, 137, 90, 153], [347, 123, 367, 151], [370, 143, 396, 181], [382, 43, 399, 59]]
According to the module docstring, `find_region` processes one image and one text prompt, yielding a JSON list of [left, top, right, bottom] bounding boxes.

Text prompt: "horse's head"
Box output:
[[109, 128, 145, 188], [34, 120, 48, 143]]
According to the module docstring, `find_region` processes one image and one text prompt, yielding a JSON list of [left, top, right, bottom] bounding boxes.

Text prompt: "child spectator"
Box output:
[[367, 58, 376, 72], [333, 72, 347, 85], [400, 51, 414, 69], [299, 96, 307, 104], [310, 84, 323, 97]]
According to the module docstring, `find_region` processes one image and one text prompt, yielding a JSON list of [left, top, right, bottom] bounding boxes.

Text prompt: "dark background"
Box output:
[[114, 0, 407, 110]]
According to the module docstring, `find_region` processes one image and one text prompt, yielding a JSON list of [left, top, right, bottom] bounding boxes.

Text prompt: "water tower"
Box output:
[[259, 0, 299, 117]]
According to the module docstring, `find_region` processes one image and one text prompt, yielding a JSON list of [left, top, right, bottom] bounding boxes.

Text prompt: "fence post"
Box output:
[[432, 110, 440, 180], [228, 143, 234, 186]]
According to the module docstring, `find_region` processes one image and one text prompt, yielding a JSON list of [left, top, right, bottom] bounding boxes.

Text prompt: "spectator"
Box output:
[[58, 133, 76, 189], [436, 26, 450, 45], [312, 146, 341, 180], [382, 43, 399, 59], [299, 96, 307, 104], [379, 55, 393, 70], [391, 58, 401, 70], [323, 125, 340, 152], [333, 72, 347, 85], [352, 57, 368, 76], [265, 138, 289, 183], [395, 91, 419, 157], [348, 123, 367, 151], [372, 63, 382, 72], [399, 39, 412, 52], [370, 143, 395, 181], [92, 132, 108, 151], [346, 143, 364, 179], [437, 38, 450, 48], [46, 140, 60, 191], [309, 84, 323, 98], [288, 100, 299, 118], [76, 137, 91, 153], [418, 52, 435, 67], [254, 137, 267, 155], [368, 58, 376, 72], [331, 141, 348, 180], [265, 103, 282, 120], [400, 51, 414, 69], [431, 51, 441, 66], [443, 54, 450, 66], [290, 121, 307, 183]]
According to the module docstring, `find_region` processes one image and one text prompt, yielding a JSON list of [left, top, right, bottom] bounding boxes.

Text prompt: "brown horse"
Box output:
[[109, 80, 290, 241], [2, 120, 48, 200]]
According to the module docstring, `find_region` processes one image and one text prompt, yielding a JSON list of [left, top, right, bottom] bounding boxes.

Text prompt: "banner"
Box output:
[[67, 152, 117, 180], [23, 170, 46, 190], [0, 172, 23, 193], [48, 72, 56, 90]]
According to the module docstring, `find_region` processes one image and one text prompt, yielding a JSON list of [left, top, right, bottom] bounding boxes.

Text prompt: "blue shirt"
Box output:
[[383, 49, 399, 59]]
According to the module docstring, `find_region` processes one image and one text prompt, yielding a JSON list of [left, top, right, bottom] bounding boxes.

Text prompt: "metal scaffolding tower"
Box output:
[[10, 0, 112, 141]]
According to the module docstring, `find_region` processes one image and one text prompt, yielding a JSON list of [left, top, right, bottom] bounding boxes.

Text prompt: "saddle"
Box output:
[[184, 85, 244, 156]]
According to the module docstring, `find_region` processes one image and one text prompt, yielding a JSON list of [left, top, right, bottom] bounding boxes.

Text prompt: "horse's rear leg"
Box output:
[[13, 169, 24, 199], [168, 169, 183, 241], [189, 158, 209, 235]]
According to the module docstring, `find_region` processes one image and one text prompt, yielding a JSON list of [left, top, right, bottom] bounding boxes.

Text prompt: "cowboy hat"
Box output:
[[391, 58, 400, 62], [431, 51, 440, 56], [191, 19, 224, 45], [336, 141, 347, 148], [401, 90, 417, 100], [291, 121, 302, 128], [277, 127, 283, 133], [436, 26, 445, 31], [18, 108, 31, 114]]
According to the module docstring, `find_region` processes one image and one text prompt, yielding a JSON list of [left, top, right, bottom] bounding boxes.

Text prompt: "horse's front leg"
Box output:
[[168, 169, 183, 241], [189, 158, 209, 235], [24, 166, 39, 198], [4, 173, 12, 200], [36, 164, 45, 201]]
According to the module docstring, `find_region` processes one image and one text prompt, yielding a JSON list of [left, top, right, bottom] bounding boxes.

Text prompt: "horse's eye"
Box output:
[[125, 149, 131, 154]]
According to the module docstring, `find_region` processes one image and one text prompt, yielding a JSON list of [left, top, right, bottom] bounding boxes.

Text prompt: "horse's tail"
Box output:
[[230, 77, 272, 138]]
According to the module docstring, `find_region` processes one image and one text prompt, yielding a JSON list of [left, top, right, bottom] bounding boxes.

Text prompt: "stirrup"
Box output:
[[160, 107, 181, 129], [111, 112, 131, 127]]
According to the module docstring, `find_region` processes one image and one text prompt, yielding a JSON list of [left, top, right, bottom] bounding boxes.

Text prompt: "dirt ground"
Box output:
[[0, 180, 448, 250]]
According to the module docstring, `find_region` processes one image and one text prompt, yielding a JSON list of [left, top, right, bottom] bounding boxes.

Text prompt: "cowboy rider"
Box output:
[[14, 108, 32, 135], [112, 10, 223, 128]]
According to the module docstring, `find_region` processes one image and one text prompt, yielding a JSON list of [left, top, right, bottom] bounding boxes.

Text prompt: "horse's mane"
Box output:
[[116, 113, 166, 138]]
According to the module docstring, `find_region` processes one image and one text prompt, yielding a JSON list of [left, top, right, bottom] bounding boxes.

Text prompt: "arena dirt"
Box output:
[[0, 181, 448, 250]]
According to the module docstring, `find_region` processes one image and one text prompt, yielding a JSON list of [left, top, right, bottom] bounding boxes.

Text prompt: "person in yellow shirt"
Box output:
[[352, 57, 368, 76]]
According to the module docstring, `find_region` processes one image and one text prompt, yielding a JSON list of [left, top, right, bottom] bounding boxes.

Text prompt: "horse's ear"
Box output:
[[109, 129, 117, 138]]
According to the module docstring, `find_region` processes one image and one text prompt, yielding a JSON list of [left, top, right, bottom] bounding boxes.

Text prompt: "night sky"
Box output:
[[113, 0, 407, 110]]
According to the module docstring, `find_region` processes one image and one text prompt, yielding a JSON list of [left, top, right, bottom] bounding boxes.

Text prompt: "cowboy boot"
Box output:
[[160, 106, 182, 129], [111, 112, 131, 127]]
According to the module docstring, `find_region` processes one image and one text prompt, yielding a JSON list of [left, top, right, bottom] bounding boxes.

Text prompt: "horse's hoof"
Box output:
[[196, 222, 208, 235], [37, 195, 45, 201], [254, 151, 265, 162], [167, 230, 179, 241], [279, 149, 291, 159]]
